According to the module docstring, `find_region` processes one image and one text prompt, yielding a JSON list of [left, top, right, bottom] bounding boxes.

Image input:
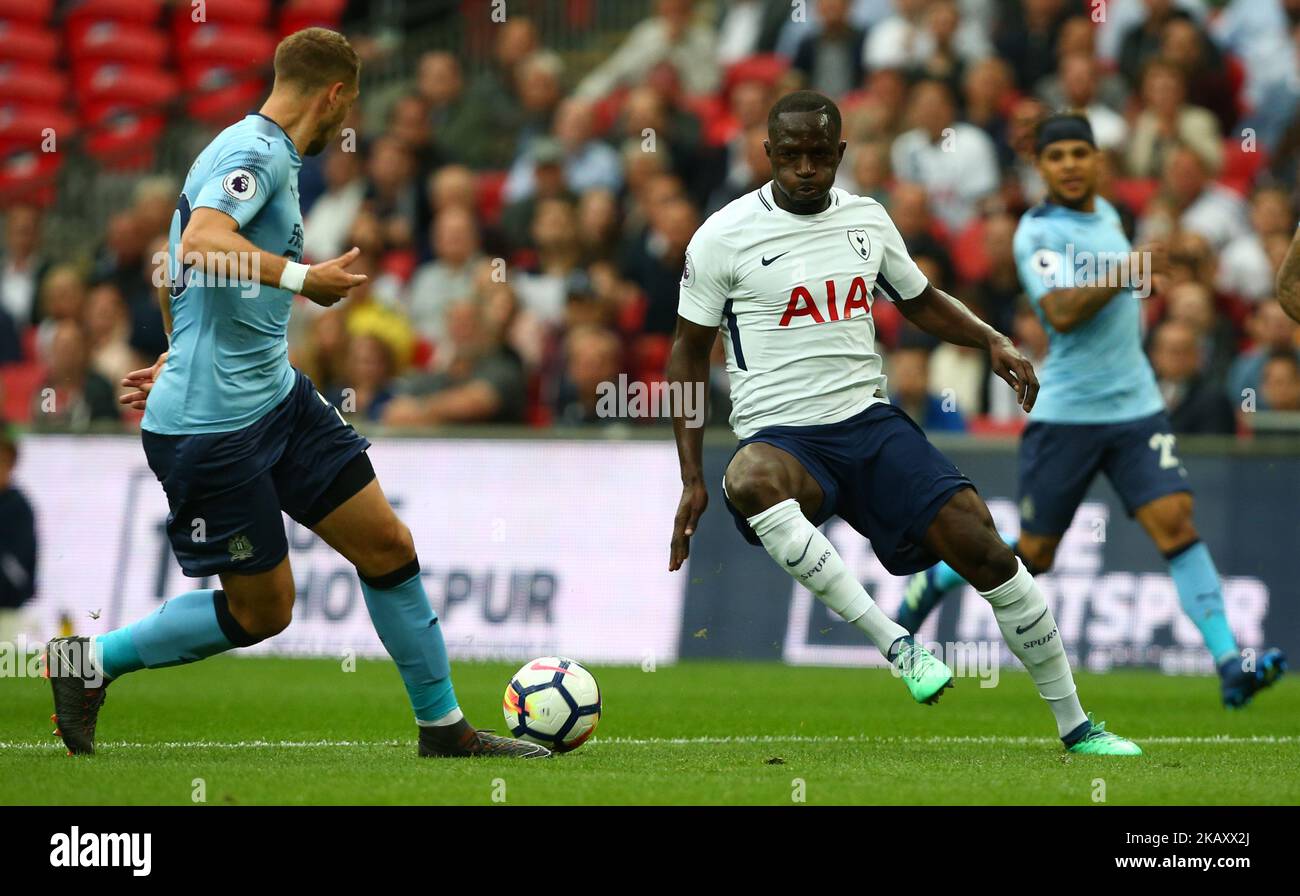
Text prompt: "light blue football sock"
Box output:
[[93, 589, 255, 680], [930, 533, 1019, 591], [359, 565, 458, 723], [1167, 541, 1238, 665]]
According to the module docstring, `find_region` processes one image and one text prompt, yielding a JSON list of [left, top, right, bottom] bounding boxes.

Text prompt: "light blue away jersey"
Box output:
[[143, 113, 305, 435], [1013, 197, 1164, 424]]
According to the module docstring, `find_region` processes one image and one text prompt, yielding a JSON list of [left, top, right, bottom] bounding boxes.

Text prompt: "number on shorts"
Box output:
[[1148, 432, 1180, 469]]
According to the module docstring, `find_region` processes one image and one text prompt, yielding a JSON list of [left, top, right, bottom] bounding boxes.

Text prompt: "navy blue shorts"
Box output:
[[723, 402, 974, 576], [142, 369, 371, 578], [1018, 410, 1190, 536]]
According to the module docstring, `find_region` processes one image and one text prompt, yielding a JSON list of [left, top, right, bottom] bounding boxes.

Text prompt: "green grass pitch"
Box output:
[[2, 656, 1297, 805]]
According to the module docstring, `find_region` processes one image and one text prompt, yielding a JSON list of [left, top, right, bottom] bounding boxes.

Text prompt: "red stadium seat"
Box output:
[[83, 107, 164, 170], [66, 0, 163, 25], [0, 360, 44, 423], [0, 150, 62, 208], [0, 0, 54, 22], [67, 19, 170, 67], [1109, 178, 1159, 215], [0, 104, 77, 152], [966, 415, 1027, 437], [74, 63, 180, 110], [187, 79, 266, 127], [0, 21, 60, 65], [0, 64, 68, 105], [180, 24, 276, 70], [171, 0, 271, 33]]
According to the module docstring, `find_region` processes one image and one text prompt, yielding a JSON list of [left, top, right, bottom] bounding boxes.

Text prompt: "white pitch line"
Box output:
[[2, 734, 1297, 750]]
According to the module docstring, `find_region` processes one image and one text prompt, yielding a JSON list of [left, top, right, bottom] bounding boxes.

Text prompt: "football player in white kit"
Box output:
[[665, 91, 1140, 755]]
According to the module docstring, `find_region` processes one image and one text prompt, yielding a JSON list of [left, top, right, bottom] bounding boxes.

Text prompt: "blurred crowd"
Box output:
[[4, 0, 1300, 436]]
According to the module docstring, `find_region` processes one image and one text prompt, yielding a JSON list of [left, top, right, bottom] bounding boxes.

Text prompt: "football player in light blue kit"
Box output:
[[898, 113, 1286, 707], [44, 28, 547, 758]]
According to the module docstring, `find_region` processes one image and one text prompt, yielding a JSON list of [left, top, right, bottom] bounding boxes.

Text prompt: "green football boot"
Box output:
[[891, 636, 953, 704], [1064, 713, 1143, 756]]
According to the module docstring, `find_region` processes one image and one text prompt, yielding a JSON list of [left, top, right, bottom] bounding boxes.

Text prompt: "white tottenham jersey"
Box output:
[[678, 181, 929, 438]]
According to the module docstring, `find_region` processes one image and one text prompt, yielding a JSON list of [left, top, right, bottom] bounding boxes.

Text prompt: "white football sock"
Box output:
[[417, 707, 465, 727], [748, 499, 907, 658], [980, 558, 1088, 738]]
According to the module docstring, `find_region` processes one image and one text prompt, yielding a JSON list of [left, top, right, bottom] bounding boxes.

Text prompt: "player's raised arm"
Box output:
[[181, 207, 366, 307]]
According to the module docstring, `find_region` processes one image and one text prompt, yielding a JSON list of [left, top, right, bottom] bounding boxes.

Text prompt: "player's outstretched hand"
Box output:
[[669, 481, 709, 572], [119, 351, 168, 411], [302, 246, 368, 307], [989, 335, 1039, 413]]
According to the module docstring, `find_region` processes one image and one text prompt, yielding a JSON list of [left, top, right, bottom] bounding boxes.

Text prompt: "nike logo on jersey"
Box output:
[[1015, 608, 1049, 634], [761, 251, 790, 265], [785, 534, 814, 567]]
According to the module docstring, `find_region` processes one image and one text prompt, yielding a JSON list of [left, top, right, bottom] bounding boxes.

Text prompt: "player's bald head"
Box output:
[[767, 90, 841, 143], [273, 27, 360, 93]]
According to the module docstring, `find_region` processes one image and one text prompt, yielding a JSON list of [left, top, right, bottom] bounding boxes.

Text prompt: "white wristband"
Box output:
[[279, 260, 309, 294]]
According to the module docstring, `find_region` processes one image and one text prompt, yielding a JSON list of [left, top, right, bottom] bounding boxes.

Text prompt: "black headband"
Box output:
[[1035, 116, 1096, 154]]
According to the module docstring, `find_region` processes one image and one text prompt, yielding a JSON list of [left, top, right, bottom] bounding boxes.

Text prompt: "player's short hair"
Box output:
[[767, 90, 842, 141], [273, 27, 360, 92], [1265, 348, 1300, 375]]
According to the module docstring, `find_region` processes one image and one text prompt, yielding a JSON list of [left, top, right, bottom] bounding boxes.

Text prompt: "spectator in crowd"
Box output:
[[552, 324, 625, 425], [1035, 16, 1129, 112], [1259, 348, 1300, 412], [574, 0, 720, 99], [707, 124, 771, 215], [1156, 145, 1249, 252], [328, 332, 397, 423], [1117, 0, 1195, 87], [458, 18, 540, 169], [1125, 60, 1223, 179], [790, 0, 867, 99], [622, 195, 698, 336], [1164, 280, 1237, 387], [302, 147, 367, 262], [1053, 53, 1128, 153], [961, 57, 1017, 167], [891, 79, 1000, 232], [0, 423, 37, 642], [993, 0, 1069, 92], [363, 136, 420, 250], [513, 50, 568, 152], [387, 93, 442, 182], [843, 67, 910, 146], [131, 176, 179, 244], [34, 266, 86, 364], [889, 345, 967, 432], [835, 137, 891, 204], [576, 188, 623, 264], [1, 205, 49, 333], [867, 0, 990, 74], [514, 196, 586, 328], [383, 298, 526, 426], [1227, 299, 1300, 409], [1150, 319, 1236, 434], [1160, 16, 1238, 136], [1217, 187, 1295, 303], [414, 51, 492, 169], [32, 320, 119, 429], [83, 282, 141, 391], [503, 100, 623, 205], [406, 206, 483, 347], [967, 212, 1023, 337], [500, 140, 575, 254]]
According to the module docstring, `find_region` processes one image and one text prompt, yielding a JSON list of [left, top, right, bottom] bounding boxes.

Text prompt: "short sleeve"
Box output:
[[1014, 218, 1074, 306], [192, 141, 285, 230], [676, 226, 733, 328], [874, 207, 928, 301]]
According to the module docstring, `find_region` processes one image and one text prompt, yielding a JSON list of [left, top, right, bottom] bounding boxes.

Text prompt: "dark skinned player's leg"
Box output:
[[726, 443, 912, 659], [922, 487, 1093, 743]]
